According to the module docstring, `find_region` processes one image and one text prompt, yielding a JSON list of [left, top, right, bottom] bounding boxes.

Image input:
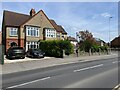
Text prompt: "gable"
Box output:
[[21, 10, 54, 29]]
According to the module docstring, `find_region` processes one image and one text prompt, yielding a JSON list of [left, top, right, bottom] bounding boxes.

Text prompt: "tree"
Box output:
[[79, 30, 95, 43], [79, 30, 96, 52]]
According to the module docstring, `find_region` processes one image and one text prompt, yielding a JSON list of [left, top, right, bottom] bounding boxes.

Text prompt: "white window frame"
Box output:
[[26, 41, 39, 51], [9, 27, 18, 36], [45, 28, 56, 38], [26, 26, 40, 37]]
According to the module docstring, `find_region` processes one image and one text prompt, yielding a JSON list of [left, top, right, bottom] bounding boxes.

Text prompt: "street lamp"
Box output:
[[109, 16, 113, 54]]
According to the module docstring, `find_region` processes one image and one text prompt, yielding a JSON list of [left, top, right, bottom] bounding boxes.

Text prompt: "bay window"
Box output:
[[26, 41, 39, 51], [45, 28, 56, 38], [26, 26, 40, 37]]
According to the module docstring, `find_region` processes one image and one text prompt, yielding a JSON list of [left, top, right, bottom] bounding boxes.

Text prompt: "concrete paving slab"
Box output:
[[1, 53, 118, 75]]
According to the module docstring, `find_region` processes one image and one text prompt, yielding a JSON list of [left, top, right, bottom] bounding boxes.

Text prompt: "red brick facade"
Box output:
[[20, 39, 25, 48], [6, 38, 25, 52], [6, 39, 18, 52]]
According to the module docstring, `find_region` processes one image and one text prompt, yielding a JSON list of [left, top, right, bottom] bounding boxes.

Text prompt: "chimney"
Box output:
[[30, 8, 36, 16]]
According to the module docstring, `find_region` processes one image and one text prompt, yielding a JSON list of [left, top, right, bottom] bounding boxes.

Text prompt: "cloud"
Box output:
[[101, 12, 111, 18], [92, 14, 99, 19], [1, 2, 118, 42]]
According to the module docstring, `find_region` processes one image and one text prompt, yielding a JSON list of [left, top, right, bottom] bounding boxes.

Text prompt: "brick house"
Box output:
[[111, 36, 120, 48], [2, 9, 67, 53]]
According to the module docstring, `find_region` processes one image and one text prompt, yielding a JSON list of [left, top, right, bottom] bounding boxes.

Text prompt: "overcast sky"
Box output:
[[1, 2, 118, 42]]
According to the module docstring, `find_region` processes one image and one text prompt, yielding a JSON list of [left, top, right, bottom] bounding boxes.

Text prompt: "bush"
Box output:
[[91, 45, 99, 52], [80, 40, 93, 52], [39, 40, 73, 58], [99, 46, 108, 52], [79, 39, 109, 53]]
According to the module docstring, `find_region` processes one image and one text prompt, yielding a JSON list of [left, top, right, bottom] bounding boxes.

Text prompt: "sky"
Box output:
[[0, 2, 118, 42]]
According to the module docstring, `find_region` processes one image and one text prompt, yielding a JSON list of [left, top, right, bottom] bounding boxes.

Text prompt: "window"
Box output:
[[57, 33, 60, 37], [26, 41, 39, 51], [45, 28, 56, 38], [26, 26, 40, 37], [10, 28, 18, 36]]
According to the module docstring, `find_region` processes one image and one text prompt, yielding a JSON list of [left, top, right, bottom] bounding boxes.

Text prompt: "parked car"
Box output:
[[6, 47, 25, 59], [26, 49, 45, 58]]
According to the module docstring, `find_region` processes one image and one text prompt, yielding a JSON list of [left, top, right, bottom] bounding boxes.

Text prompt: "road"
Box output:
[[2, 56, 120, 89]]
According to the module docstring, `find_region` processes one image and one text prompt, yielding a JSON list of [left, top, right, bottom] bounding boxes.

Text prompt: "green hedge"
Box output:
[[79, 40, 93, 52], [91, 45, 99, 52], [39, 40, 73, 58], [91, 45, 108, 53], [79, 40, 108, 53]]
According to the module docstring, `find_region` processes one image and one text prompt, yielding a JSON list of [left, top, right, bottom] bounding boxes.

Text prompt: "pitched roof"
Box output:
[[67, 36, 78, 42], [4, 10, 31, 27], [50, 19, 67, 34], [49, 19, 61, 32], [57, 25, 67, 34], [111, 36, 120, 47], [3, 10, 67, 34]]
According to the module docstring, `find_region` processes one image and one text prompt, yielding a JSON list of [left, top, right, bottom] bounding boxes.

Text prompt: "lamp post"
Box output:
[[109, 16, 113, 54]]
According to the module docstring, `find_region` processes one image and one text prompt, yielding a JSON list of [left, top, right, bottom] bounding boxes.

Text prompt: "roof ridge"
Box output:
[[4, 10, 30, 16]]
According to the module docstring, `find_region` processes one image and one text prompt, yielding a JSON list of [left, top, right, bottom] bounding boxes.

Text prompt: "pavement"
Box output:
[[4, 56, 53, 63], [1, 52, 118, 74]]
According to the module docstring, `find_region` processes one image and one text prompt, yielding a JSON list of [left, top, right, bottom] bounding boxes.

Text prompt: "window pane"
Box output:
[[26, 26, 39, 37], [10, 28, 17, 36], [34, 30, 36, 36]]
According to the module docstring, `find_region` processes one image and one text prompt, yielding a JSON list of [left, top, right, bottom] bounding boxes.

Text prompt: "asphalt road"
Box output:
[[2, 57, 120, 89]]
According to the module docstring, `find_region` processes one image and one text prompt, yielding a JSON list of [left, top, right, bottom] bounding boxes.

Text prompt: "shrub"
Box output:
[[99, 46, 108, 52], [39, 40, 73, 58], [92, 45, 99, 52], [80, 40, 93, 52]]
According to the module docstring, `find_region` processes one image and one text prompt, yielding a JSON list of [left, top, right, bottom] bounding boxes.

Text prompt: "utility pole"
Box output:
[[109, 16, 113, 54]]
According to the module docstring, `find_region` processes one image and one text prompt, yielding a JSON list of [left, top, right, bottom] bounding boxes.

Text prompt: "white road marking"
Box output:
[[74, 67, 90, 72], [90, 64, 103, 69], [6, 77, 51, 89], [74, 64, 103, 72], [112, 61, 118, 64]]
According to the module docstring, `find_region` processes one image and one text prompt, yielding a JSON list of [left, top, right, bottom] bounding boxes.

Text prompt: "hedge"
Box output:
[[91, 45, 108, 53], [79, 40, 93, 52], [39, 40, 73, 58], [79, 40, 108, 53]]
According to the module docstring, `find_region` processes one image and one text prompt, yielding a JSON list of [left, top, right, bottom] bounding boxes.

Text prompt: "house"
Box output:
[[94, 38, 106, 46], [67, 36, 78, 47], [0, 32, 1, 44], [111, 36, 120, 48], [50, 20, 67, 40], [2, 9, 67, 53]]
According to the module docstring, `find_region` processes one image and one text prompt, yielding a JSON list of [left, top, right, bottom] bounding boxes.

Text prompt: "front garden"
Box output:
[[39, 40, 74, 58]]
